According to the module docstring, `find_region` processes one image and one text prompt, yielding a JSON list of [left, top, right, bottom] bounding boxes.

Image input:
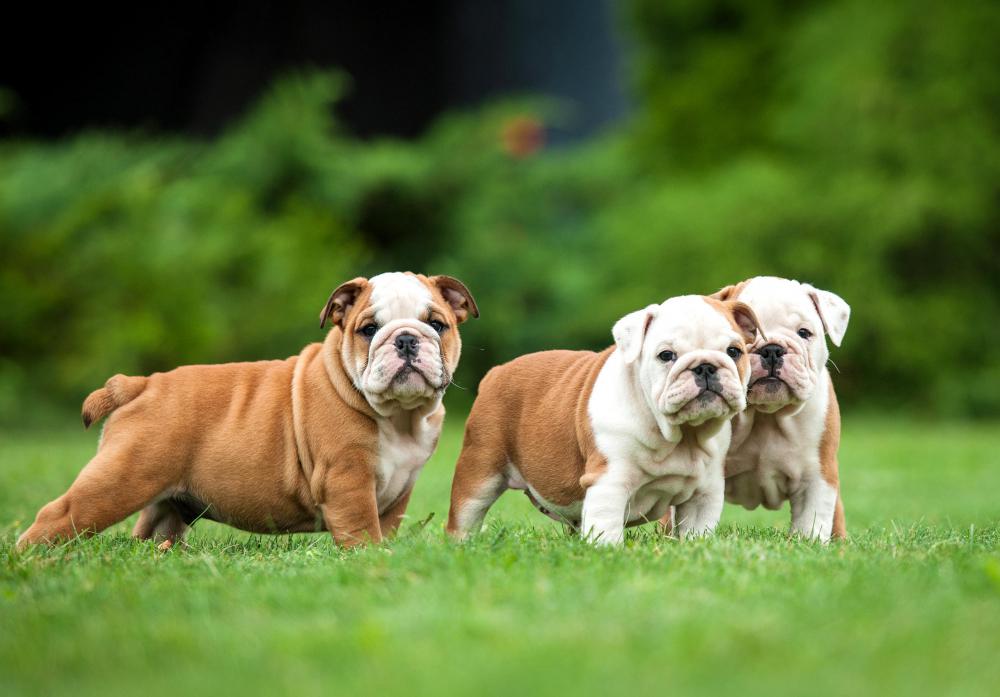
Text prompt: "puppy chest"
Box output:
[[374, 431, 435, 511], [631, 475, 700, 518], [726, 436, 815, 486], [725, 437, 819, 510]]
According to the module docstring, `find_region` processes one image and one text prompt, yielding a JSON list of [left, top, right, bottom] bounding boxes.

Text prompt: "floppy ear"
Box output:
[[804, 284, 850, 347], [319, 277, 368, 329], [728, 301, 763, 343], [710, 281, 747, 302], [432, 275, 480, 323], [612, 304, 658, 364]]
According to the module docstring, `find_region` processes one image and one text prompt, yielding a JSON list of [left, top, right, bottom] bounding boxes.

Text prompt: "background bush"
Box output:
[[2, 0, 999, 422]]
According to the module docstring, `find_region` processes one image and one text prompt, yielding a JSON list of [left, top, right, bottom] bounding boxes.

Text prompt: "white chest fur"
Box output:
[[724, 372, 829, 510], [627, 430, 730, 520], [374, 412, 440, 514]]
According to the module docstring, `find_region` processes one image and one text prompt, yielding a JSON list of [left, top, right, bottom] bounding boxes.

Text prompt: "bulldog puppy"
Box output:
[[447, 296, 760, 545], [713, 276, 850, 541], [18, 272, 478, 549]]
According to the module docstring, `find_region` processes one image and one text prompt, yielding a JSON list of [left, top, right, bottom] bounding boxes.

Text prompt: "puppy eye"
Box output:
[[797, 328, 813, 340], [359, 324, 378, 338], [428, 319, 447, 333], [726, 346, 743, 360], [658, 350, 676, 363]]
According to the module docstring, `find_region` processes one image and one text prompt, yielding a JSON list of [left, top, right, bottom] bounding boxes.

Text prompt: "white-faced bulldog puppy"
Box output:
[[18, 272, 478, 550], [446, 295, 760, 545], [713, 276, 850, 541]]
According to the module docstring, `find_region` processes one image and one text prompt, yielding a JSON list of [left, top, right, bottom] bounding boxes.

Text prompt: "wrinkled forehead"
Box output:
[[740, 277, 818, 329], [647, 296, 738, 348], [367, 272, 434, 323]]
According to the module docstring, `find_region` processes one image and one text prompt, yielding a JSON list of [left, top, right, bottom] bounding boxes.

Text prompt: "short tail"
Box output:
[[81, 374, 147, 429]]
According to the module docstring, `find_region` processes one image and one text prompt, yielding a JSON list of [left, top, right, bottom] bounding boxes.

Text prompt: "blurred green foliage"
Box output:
[[1, 0, 999, 422]]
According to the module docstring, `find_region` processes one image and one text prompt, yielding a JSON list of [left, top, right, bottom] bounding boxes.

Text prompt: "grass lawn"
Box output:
[[2, 414, 999, 696]]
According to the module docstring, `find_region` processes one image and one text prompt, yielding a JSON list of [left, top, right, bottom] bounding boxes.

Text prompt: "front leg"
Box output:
[[378, 488, 413, 539], [581, 471, 631, 546], [674, 481, 723, 539], [789, 476, 838, 542], [317, 459, 382, 548]]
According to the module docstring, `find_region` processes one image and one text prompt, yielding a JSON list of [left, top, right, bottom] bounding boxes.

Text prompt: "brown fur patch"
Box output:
[[818, 378, 841, 487], [701, 297, 760, 341], [710, 280, 748, 302], [701, 296, 758, 385], [430, 275, 479, 322], [819, 377, 846, 539], [832, 496, 846, 540], [320, 277, 371, 329]]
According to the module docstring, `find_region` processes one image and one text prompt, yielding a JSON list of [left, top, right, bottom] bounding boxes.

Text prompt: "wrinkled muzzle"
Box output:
[[746, 335, 816, 411], [659, 349, 747, 425], [362, 320, 448, 404]]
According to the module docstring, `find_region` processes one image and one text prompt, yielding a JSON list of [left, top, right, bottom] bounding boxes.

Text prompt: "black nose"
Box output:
[[757, 343, 786, 371], [394, 333, 419, 358], [691, 363, 717, 379]]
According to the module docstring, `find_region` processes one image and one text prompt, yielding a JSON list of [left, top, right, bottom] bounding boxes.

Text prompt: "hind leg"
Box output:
[[133, 501, 189, 544], [446, 437, 508, 539], [17, 446, 170, 549]]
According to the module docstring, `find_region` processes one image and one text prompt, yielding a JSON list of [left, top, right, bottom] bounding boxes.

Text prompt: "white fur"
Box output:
[[612, 304, 658, 363], [723, 277, 848, 542], [582, 296, 744, 545], [374, 410, 440, 515], [803, 283, 851, 347], [368, 272, 434, 325]]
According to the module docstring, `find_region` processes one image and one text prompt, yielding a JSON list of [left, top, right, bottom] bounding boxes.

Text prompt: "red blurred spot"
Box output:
[[501, 116, 545, 158]]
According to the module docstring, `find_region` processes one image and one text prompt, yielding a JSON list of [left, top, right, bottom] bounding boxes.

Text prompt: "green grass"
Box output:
[[2, 416, 1000, 697]]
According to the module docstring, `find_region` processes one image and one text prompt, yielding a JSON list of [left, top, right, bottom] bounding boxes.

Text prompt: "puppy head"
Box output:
[[713, 276, 849, 413], [613, 295, 760, 427], [320, 272, 478, 414]]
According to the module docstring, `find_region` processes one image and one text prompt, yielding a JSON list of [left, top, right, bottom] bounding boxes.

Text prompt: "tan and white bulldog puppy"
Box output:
[[713, 276, 850, 541], [18, 272, 478, 550], [447, 295, 760, 545]]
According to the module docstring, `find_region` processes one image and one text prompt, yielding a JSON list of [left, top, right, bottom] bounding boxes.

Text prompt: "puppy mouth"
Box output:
[[672, 387, 733, 416], [391, 360, 446, 391], [392, 363, 422, 382], [747, 376, 796, 407], [695, 387, 723, 401], [750, 376, 788, 391], [695, 387, 743, 412]]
